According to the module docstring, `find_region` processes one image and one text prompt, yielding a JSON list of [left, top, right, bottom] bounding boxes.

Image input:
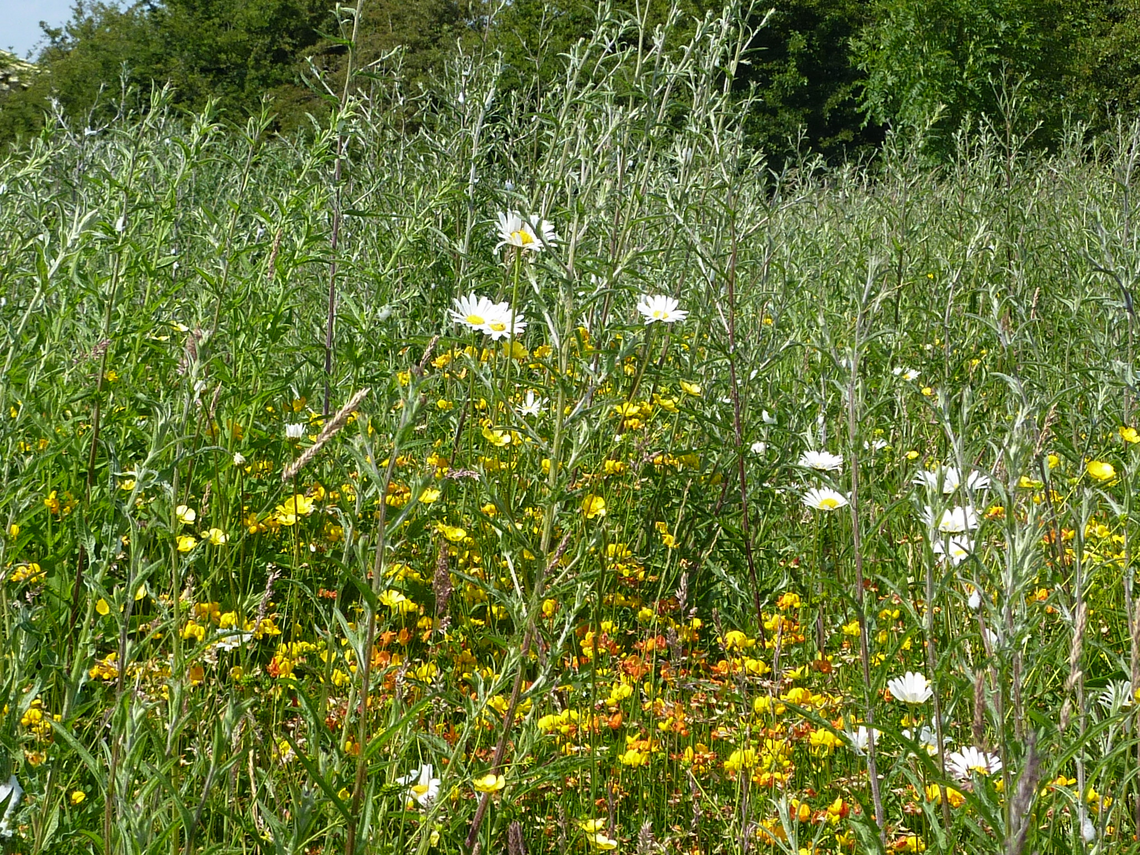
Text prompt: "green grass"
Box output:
[[1, 6, 1140, 855]]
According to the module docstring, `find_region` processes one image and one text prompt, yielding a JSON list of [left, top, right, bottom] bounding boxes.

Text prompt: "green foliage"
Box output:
[[0, 0, 333, 145], [1067, 0, 1140, 128], [852, 0, 1072, 153], [737, 0, 884, 165], [0, 2, 160, 144], [5, 9, 1140, 849], [150, 0, 333, 121]]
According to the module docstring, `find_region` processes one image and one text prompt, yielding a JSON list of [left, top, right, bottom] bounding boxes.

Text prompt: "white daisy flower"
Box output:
[[888, 671, 933, 705], [922, 505, 978, 534], [537, 217, 559, 247], [931, 535, 973, 565], [902, 724, 946, 755], [802, 487, 849, 511], [0, 774, 22, 838], [636, 294, 688, 325], [450, 294, 525, 340], [495, 211, 544, 252], [947, 746, 1002, 779], [750, 441, 767, 454], [518, 390, 545, 417], [213, 631, 252, 653], [845, 725, 880, 755], [450, 293, 500, 332], [798, 450, 843, 472], [397, 763, 441, 809], [914, 466, 991, 494], [892, 366, 920, 381], [285, 423, 305, 441], [480, 302, 527, 341]]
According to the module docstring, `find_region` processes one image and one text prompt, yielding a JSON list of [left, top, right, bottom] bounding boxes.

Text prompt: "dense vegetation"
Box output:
[[4, 2, 1140, 855], [5, 0, 1140, 161]]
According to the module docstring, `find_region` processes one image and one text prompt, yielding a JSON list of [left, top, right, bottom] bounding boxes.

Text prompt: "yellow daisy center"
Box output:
[[489, 322, 506, 332], [466, 313, 485, 326], [512, 229, 534, 245], [820, 498, 840, 509]]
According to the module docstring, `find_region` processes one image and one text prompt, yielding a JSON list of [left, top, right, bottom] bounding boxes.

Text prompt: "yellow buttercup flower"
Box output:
[[482, 425, 512, 447], [1087, 460, 1116, 482], [473, 773, 505, 793], [1122, 426, 1140, 444], [582, 494, 606, 519], [203, 527, 227, 546], [379, 589, 419, 614], [436, 523, 467, 542]]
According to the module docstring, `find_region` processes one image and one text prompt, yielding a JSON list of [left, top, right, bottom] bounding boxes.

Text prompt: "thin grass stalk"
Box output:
[[464, 534, 570, 853], [1061, 501, 1090, 845], [922, 547, 953, 831], [846, 292, 886, 848], [345, 339, 432, 855], [324, 0, 365, 417], [345, 442, 401, 855], [721, 183, 765, 638]]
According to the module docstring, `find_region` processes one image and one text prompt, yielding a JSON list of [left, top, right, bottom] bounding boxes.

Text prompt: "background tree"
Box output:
[[852, 0, 1073, 154], [737, 0, 883, 166], [150, 0, 333, 126], [0, 2, 159, 142]]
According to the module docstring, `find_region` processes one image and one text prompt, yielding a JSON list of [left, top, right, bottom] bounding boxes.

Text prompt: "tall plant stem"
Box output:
[[324, 0, 365, 417], [345, 372, 415, 855], [846, 307, 886, 848], [465, 331, 572, 852], [923, 547, 953, 830], [721, 184, 764, 638]]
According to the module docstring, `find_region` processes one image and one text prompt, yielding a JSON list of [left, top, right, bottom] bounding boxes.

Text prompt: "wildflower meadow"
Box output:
[[3, 5, 1140, 855]]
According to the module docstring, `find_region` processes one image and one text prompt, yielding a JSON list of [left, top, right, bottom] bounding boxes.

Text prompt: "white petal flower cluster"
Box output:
[[517, 390, 546, 417], [798, 450, 843, 472], [495, 211, 558, 253], [450, 293, 527, 340], [901, 725, 947, 755], [397, 763, 441, 809], [932, 535, 973, 566], [845, 725, 881, 755], [798, 449, 847, 513], [887, 671, 933, 705], [946, 746, 1002, 779], [921, 504, 978, 534], [636, 294, 688, 325], [0, 775, 23, 838], [913, 465, 991, 495]]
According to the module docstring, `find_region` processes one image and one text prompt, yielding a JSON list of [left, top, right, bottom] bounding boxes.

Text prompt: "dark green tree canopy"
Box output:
[[2, 0, 1140, 158]]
